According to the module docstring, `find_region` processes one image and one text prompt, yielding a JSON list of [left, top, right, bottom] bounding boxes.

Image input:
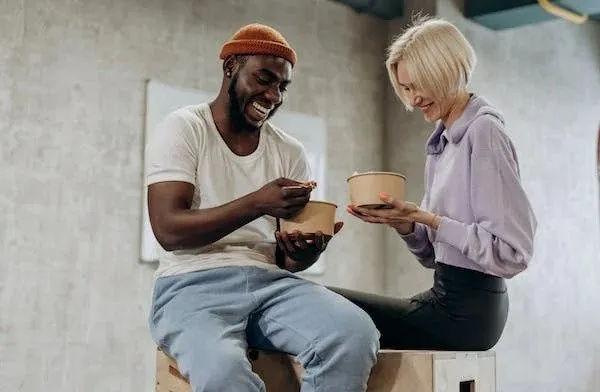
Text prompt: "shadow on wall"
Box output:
[[450, 0, 465, 14], [586, 19, 600, 74], [586, 353, 600, 392]]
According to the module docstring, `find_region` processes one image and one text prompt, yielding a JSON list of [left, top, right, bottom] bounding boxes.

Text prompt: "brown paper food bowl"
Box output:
[[280, 200, 337, 239], [347, 171, 406, 209]]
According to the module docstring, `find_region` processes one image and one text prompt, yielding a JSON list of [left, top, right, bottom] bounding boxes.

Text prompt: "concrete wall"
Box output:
[[384, 0, 439, 296], [0, 0, 389, 391], [385, 1, 600, 391], [2, 0, 600, 391]]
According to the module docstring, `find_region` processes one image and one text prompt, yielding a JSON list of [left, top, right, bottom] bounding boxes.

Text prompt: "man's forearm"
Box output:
[[157, 193, 262, 251]]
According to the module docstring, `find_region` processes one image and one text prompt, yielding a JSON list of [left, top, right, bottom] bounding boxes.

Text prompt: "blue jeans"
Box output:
[[149, 266, 380, 392]]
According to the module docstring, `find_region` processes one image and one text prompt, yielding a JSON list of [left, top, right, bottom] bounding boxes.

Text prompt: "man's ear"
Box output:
[[223, 56, 239, 78], [223, 57, 233, 78], [223, 55, 249, 78]]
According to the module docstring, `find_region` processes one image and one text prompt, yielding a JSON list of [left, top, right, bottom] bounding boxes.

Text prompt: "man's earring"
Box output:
[[226, 71, 232, 77]]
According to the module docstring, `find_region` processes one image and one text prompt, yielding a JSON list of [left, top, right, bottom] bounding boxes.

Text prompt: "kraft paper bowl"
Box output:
[[347, 171, 406, 209], [280, 200, 337, 240]]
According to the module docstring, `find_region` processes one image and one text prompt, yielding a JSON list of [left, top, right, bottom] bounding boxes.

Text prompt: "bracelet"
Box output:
[[415, 210, 440, 229], [429, 213, 440, 229]]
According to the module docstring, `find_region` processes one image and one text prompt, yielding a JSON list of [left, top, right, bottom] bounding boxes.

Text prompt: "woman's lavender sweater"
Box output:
[[401, 94, 537, 279]]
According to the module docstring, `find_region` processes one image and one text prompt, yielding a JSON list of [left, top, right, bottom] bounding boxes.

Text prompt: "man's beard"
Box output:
[[228, 75, 258, 132], [227, 75, 277, 133]]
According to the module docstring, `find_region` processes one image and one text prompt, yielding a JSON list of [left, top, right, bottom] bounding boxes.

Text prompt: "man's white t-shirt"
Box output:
[[145, 103, 312, 279]]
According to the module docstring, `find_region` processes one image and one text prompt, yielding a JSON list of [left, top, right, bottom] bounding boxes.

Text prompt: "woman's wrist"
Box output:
[[414, 210, 442, 230]]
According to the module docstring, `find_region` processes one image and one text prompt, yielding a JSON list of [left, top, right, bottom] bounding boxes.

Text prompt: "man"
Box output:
[[145, 24, 380, 392]]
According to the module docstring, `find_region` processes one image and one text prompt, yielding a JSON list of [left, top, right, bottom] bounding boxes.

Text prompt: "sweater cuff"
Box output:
[[400, 230, 418, 243], [435, 217, 469, 252], [399, 223, 424, 247]]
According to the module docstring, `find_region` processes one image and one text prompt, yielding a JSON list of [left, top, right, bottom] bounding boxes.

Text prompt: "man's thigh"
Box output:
[[149, 267, 256, 349], [245, 271, 379, 357], [149, 268, 266, 391]]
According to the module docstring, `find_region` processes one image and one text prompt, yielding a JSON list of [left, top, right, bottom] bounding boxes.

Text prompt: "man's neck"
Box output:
[[209, 97, 261, 157]]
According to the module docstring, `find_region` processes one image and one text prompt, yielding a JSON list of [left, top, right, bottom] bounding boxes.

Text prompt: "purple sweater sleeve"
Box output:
[[401, 223, 435, 268], [434, 117, 537, 278], [400, 195, 435, 268]]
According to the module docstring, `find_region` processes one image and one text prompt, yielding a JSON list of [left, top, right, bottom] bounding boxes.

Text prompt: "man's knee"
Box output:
[[318, 305, 380, 360], [178, 345, 265, 392], [340, 309, 380, 355]]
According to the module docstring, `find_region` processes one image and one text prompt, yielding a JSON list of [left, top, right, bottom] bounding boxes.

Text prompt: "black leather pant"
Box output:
[[329, 262, 509, 351]]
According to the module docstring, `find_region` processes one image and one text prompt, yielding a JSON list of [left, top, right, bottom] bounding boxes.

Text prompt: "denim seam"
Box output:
[[245, 268, 261, 310], [253, 311, 322, 389]]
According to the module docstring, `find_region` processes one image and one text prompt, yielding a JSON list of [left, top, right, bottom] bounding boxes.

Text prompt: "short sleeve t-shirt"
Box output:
[[145, 103, 312, 279]]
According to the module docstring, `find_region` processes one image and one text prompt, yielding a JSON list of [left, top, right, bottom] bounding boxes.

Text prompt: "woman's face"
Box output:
[[395, 61, 446, 123]]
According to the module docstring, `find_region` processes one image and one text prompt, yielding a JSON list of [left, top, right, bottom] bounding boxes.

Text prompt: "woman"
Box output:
[[338, 17, 537, 350]]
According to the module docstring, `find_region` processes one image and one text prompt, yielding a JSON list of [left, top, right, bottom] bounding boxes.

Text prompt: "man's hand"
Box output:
[[252, 177, 315, 219], [276, 222, 344, 272]]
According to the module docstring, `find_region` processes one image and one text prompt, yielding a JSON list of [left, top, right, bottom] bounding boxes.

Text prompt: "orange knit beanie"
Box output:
[[219, 23, 297, 67]]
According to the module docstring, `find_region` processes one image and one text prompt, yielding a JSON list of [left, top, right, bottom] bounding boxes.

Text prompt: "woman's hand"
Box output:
[[346, 193, 441, 230]]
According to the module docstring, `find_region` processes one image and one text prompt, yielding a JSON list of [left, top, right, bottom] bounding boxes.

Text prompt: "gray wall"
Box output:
[[384, 0, 439, 296], [0, 0, 389, 391], [1, 0, 600, 391], [385, 1, 600, 392]]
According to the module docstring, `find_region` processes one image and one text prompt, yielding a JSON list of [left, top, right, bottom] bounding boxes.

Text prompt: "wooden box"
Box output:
[[156, 348, 496, 392]]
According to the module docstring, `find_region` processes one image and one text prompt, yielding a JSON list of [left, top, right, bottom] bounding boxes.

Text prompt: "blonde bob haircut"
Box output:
[[386, 16, 476, 110]]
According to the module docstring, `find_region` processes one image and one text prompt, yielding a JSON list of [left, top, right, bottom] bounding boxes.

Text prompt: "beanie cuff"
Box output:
[[219, 40, 297, 67]]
